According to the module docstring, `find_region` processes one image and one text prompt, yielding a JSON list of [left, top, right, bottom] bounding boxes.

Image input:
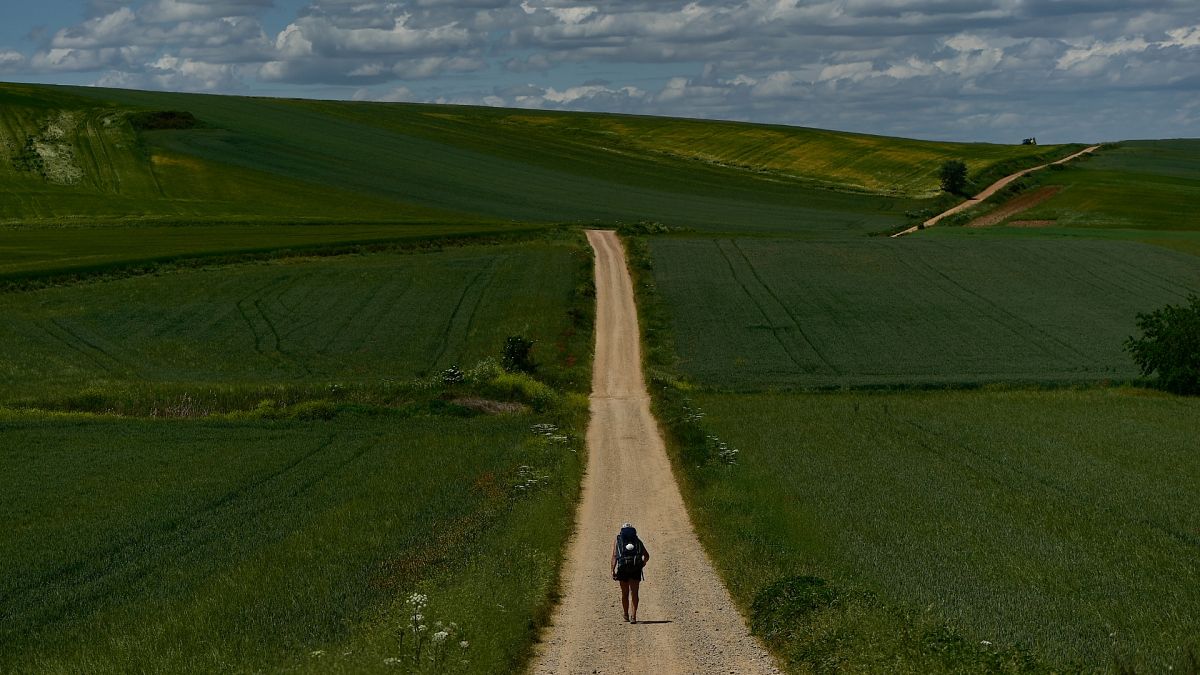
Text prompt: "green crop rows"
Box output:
[[0, 410, 583, 674], [677, 389, 1200, 672], [1, 232, 595, 672], [1, 242, 588, 400], [649, 236, 1200, 389]]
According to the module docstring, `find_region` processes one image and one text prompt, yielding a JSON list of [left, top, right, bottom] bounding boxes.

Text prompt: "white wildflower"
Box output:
[[432, 630, 449, 644], [459, 640, 470, 649]]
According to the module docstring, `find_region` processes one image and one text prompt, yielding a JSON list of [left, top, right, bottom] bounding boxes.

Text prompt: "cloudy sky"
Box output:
[[1, 0, 1197, 143]]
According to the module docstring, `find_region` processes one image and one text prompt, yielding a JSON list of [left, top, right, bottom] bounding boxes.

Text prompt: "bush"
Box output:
[[502, 335, 536, 373], [1124, 294, 1200, 395], [126, 110, 200, 131]]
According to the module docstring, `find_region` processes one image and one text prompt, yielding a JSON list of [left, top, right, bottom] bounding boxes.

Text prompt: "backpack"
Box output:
[[614, 527, 644, 577]]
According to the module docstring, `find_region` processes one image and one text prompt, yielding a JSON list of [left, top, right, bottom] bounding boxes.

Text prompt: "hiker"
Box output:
[[611, 522, 650, 623]]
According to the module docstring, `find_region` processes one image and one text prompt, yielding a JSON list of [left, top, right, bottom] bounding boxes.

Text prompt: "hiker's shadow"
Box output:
[[632, 620, 672, 625]]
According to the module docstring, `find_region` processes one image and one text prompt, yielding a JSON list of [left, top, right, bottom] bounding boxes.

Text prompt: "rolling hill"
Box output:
[[1, 82, 1069, 232]]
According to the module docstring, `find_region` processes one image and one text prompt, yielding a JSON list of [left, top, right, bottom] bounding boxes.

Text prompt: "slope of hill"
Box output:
[[1000, 139, 1200, 230], [1, 82, 1070, 233]]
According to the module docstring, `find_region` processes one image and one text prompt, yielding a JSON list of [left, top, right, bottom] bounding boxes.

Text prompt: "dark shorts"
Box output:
[[615, 567, 643, 582]]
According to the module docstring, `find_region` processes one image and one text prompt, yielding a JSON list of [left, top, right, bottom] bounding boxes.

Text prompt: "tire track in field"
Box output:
[[318, 270, 391, 355], [236, 277, 291, 356], [903, 243, 1091, 362], [40, 318, 129, 375], [3, 432, 342, 609], [430, 256, 504, 369], [730, 239, 842, 375], [234, 275, 314, 376], [711, 239, 818, 374], [254, 290, 315, 377]]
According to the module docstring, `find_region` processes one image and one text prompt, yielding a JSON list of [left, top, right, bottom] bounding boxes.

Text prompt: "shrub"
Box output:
[[502, 335, 536, 373], [1124, 294, 1200, 395], [481, 372, 557, 411], [126, 110, 200, 131]]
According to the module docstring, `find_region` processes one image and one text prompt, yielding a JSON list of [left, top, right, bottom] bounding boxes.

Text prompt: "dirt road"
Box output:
[[529, 230, 780, 674], [891, 144, 1100, 237]]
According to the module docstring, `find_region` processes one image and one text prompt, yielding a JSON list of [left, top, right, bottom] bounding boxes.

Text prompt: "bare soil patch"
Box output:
[[966, 186, 1063, 228], [450, 397, 527, 415]]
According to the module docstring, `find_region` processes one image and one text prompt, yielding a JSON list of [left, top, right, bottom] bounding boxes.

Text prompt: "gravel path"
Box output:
[[528, 230, 780, 674]]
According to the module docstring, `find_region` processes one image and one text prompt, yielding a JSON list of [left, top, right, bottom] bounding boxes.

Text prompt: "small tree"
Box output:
[[939, 160, 968, 195], [502, 335, 536, 374], [1124, 294, 1200, 395]]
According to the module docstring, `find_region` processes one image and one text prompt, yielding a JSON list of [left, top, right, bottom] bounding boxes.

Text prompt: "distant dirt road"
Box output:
[[529, 230, 780, 674], [892, 144, 1100, 237]]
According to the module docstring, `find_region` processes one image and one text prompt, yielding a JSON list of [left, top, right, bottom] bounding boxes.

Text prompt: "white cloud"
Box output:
[[0, 50, 26, 72], [1, 0, 1197, 140]]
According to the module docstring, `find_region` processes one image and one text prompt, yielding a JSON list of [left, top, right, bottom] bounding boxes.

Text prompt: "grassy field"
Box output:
[[0, 222, 545, 283], [670, 388, 1200, 673], [0, 240, 591, 404], [1, 232, 595, 672], [0, 407, 585, 674], [1, 82, 1080, 236], [648, 236, 1200, 389], [625, 224, 1200, 672], [970, 140, 1200, 231]]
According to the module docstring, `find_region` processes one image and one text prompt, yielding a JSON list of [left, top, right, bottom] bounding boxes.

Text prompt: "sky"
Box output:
[[1, 0, 1198, 143]]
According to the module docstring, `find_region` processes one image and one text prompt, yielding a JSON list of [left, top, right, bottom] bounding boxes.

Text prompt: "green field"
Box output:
[[0, 222, 544, 283], [5, 78, 1199, 674], [1, 232, 594, 672], [648, 236, 1200, 389], [675, 388, 1200, 672], [972, 140, 1200, 231], [1, 82, 1076, 237], [0, 409, 583, 674], [0, 241, 589, 401]]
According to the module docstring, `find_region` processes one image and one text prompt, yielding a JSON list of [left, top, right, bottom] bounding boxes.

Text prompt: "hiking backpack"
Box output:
[[614, 527, 644, 577]]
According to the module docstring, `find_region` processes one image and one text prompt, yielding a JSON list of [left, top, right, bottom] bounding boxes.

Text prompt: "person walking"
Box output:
[[611, 522, 650, 623]]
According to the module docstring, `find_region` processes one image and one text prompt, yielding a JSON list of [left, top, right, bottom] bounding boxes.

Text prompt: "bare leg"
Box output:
[[629, 581, 640, 623], [619, 580, 630, 620]]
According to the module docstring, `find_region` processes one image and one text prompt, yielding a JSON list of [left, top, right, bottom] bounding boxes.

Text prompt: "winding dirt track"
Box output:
[[891, 144, 1100, 237], [529, 230, 780, 674]]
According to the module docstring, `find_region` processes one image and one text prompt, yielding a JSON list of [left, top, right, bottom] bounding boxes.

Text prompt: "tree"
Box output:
[[939, 160, 968, 195], [1124, 294, 1200, 395]]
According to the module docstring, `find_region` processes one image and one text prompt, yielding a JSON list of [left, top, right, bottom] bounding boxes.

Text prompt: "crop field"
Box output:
[[674, 388, 1200, 672], [0, 222, 539, 282], [987, 140, 1200, 231], [0, 409, 584, 674], [0, 241, 589, 402], [1, 82, 1084, 236], [1, 232, 594, 672], [648, 236, 1200, 389]]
